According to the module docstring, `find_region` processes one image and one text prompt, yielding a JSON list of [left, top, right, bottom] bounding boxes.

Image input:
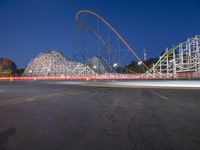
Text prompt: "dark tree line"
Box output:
[[116, 57, 159, 74]]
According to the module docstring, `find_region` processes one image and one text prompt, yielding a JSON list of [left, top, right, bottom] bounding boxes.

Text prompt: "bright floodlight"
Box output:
[[113, 63, 118, 67], [93, 65, 97, 69], [138, 61, 142, 65]]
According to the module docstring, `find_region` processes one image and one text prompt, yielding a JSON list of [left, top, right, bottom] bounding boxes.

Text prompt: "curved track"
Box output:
[[76, 10, 149, 69]]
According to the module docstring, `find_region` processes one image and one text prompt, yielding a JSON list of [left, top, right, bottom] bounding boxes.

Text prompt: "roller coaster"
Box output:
[[73, 10, 149, 75], [145, 35, 200, 79], [74, 10, 200, 79], [1, 10, 199, 80], [75, 10, 148, 69]]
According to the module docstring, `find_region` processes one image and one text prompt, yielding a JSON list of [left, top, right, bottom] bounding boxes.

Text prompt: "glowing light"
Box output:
[[113, 63, 118, 67], [138, 61, 142, 65]]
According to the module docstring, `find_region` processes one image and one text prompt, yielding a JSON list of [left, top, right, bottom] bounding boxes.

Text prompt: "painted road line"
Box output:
[[150, 91, 168, 100]]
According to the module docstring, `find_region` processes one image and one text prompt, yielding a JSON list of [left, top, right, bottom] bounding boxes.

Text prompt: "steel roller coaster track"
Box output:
[[76, 10, 149, 70]]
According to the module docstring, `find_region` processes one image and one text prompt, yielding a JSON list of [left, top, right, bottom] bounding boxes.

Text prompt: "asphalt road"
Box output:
[[0, 81, 200, 150]]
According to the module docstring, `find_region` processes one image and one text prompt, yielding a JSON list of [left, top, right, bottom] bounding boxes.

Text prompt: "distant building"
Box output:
[[0, 58, 17, 76]]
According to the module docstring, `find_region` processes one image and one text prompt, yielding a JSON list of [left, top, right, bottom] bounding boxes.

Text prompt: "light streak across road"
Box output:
[[48, 80, 200, 89]]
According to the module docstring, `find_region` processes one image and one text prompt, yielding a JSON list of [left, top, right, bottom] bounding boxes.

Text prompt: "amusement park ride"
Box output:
[[0, 10, 200, 80], [145, 35, 200, 78], [73, 10, 200, 79]]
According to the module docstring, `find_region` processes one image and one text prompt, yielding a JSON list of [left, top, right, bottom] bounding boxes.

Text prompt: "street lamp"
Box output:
[[93, 66, 97, 80], [113, 63, 118, 79], [138, 61, 143, 73], [47, 69, 50, 76]]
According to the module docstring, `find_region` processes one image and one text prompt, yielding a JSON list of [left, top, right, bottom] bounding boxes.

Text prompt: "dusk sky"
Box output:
[[0, 0, 200, 68]]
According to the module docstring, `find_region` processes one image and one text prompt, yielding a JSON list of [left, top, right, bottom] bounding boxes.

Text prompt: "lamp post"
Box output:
[[138, 61, 142, 75], [93, 66, 97, 79], [113, 63, 118, 80]]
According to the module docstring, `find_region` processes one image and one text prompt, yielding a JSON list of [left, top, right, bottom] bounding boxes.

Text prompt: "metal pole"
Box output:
[[172, 45, 176, 78], [166, 48, 169, 78]]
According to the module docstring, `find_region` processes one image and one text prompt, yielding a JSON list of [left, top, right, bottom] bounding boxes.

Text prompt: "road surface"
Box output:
[[0, 81, 200, 150]]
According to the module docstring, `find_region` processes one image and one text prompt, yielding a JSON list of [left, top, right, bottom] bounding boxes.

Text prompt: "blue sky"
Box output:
[[0, 0, 200, 68]]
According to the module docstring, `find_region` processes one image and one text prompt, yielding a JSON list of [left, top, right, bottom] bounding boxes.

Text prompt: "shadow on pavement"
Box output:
[[0, 127, 16, 150]]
